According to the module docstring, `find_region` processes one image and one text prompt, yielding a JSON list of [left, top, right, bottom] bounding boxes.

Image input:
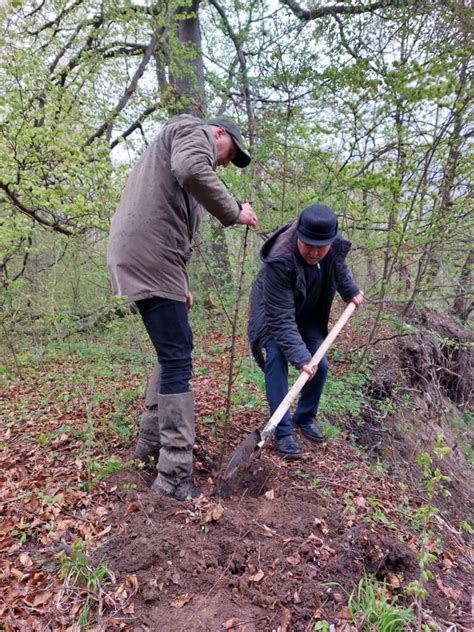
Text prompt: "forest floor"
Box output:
[[1, 308, 473, 631]]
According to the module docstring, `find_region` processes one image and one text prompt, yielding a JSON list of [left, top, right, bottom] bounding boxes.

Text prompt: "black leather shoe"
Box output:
[[297, 421, 324, 443], [274, 435, 302, 458]]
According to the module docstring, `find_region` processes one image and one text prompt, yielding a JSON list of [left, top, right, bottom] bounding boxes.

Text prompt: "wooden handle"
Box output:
[[259, 302, 356, 443]]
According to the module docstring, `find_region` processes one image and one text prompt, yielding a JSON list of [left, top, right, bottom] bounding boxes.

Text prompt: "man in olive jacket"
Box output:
[[248, 204, 363, 457], [108, 114, 257, 500]]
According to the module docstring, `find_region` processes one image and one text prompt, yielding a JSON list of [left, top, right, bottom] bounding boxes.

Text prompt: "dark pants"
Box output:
[[136, 297, 193, 395], [264, 334, 329, 439]]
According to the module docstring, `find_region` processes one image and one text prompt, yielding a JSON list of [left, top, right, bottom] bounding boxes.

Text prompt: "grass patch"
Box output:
[[348, 574, 415, 631]]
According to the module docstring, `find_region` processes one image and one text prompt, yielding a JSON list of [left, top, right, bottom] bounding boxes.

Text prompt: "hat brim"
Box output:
[[230, 140, 251, 168], [296, 231, 337, 247]]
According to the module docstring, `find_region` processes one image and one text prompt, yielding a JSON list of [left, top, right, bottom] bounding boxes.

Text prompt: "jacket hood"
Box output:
[[260, 221, 297, 263]]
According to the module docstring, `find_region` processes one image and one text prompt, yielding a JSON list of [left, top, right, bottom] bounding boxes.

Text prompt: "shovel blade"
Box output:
[[220, 429, 262, 497]]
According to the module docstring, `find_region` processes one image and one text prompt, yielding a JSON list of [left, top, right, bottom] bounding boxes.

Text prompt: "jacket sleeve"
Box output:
[[263, 262, 312, 369], [335, 257, 360, 301], [170, 126, 241, 226]]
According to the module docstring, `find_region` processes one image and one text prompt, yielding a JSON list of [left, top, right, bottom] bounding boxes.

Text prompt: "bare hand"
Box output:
[[349, 292, 364, 308], [300, 364, 317, 381], [235, 202, 258, 229], [186, 292, 193, 311]]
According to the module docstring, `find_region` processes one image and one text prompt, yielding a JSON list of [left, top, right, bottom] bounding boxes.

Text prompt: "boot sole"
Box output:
[[275, 450, 302, 460], [299, 432, 324, 443]]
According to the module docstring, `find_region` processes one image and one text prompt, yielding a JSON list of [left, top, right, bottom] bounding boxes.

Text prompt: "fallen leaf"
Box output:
[[264, 489, 275, 500], [279, 607, 291, 632], [248, 569, 264, 582], [126, 574, 138, 591], [205, 503, 224, 523], [125, 502, 140, 516], [307, 533, 323, 546], [223, 618, 237, 629], [337, 606, 351, 620], [261, 524, 275, 538], [286, 554, 300, 566], [314, 518, 329, 535], [19, 553, 33, 568], [24, 590, 52, 609], [11, 567, 30, 582], [387, 573, 400, 589], [171, 593, 193, 608], [353, 495, 366, 509], [435, 578, 461, 601]]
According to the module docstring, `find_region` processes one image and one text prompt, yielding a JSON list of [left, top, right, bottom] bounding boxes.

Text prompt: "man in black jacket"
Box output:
[[248, 204, 364, 457]]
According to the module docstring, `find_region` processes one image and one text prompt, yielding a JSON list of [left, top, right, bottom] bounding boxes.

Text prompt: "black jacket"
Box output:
[[248, 221, 359, 370]]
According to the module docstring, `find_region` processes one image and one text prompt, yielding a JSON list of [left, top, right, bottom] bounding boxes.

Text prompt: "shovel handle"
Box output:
[[259, 301, 357, 444]]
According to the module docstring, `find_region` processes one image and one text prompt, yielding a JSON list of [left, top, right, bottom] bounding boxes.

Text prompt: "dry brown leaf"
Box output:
[[171, 593, 193, 608], [286, 554, 300, 566], [19, 553, 33, 568], [11, 567, 30, 582], [248, 569, 264, 582], [337, 606, 351, 620], [223, 618, 237, 629], [204, 504, 224, 523], [124, 574, 138, 593], [313, 518, 329, 535], [435, 578, 461, 601], [125, 502, 140, 516], [24, 590, 52, 609], [279, 607, 292, 632], [387, 573, 400, 589], [261, 524, 275, 538], [353, 495, 366, 509]]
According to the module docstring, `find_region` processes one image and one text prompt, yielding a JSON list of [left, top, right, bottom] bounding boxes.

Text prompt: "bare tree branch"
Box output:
[[85, 33, 159, 147], [280, 0, 399, 21], [0, 183, 74, 235]]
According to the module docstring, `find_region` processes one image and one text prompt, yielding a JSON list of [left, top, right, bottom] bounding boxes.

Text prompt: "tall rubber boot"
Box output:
[[133, 363, 161, 464], [151, 392, 200, 500]]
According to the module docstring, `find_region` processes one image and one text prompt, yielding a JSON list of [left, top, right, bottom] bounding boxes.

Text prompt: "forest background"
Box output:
[[1, 0, 472, 345]]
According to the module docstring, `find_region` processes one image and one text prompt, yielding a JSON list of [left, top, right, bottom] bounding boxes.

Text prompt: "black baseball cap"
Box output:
[[296, 204, 339, 246], [208, 116, 251, 168]]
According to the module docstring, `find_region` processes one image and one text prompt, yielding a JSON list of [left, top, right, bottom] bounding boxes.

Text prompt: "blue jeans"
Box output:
[[136, 297, 193, 394], [264, 335, 329, 439]]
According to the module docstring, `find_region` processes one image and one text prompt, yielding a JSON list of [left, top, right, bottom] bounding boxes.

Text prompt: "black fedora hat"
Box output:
[[296, 204, 338, 246], [208, 116, 251, 168]]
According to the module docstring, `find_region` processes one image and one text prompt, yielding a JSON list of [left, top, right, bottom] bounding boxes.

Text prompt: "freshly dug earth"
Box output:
[[94, 314, 473, 631], [95, 400, 472, 631]]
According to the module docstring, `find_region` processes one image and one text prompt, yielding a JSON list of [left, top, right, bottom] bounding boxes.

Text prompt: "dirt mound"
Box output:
[[400, 308, 473, 409], [94, 425, 472, 632]]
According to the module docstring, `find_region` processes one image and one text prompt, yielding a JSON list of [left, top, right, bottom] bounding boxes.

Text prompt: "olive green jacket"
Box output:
[[107, 115, 241, 303]]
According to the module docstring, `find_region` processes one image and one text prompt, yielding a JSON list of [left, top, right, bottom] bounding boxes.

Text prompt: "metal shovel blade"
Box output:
[[220, 429, 262, 497]]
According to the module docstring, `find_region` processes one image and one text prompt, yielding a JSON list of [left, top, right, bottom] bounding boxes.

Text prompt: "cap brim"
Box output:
[[296, 231, 337, 247], [228, 135, 251, 168], [231, 149, 251, 168]]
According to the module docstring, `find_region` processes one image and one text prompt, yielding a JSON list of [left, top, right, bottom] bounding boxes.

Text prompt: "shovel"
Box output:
[[220, 301, 357, 496]]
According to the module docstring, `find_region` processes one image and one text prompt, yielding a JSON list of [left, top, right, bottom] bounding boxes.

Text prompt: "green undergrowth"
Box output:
[[348, 574, 416, 631]]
